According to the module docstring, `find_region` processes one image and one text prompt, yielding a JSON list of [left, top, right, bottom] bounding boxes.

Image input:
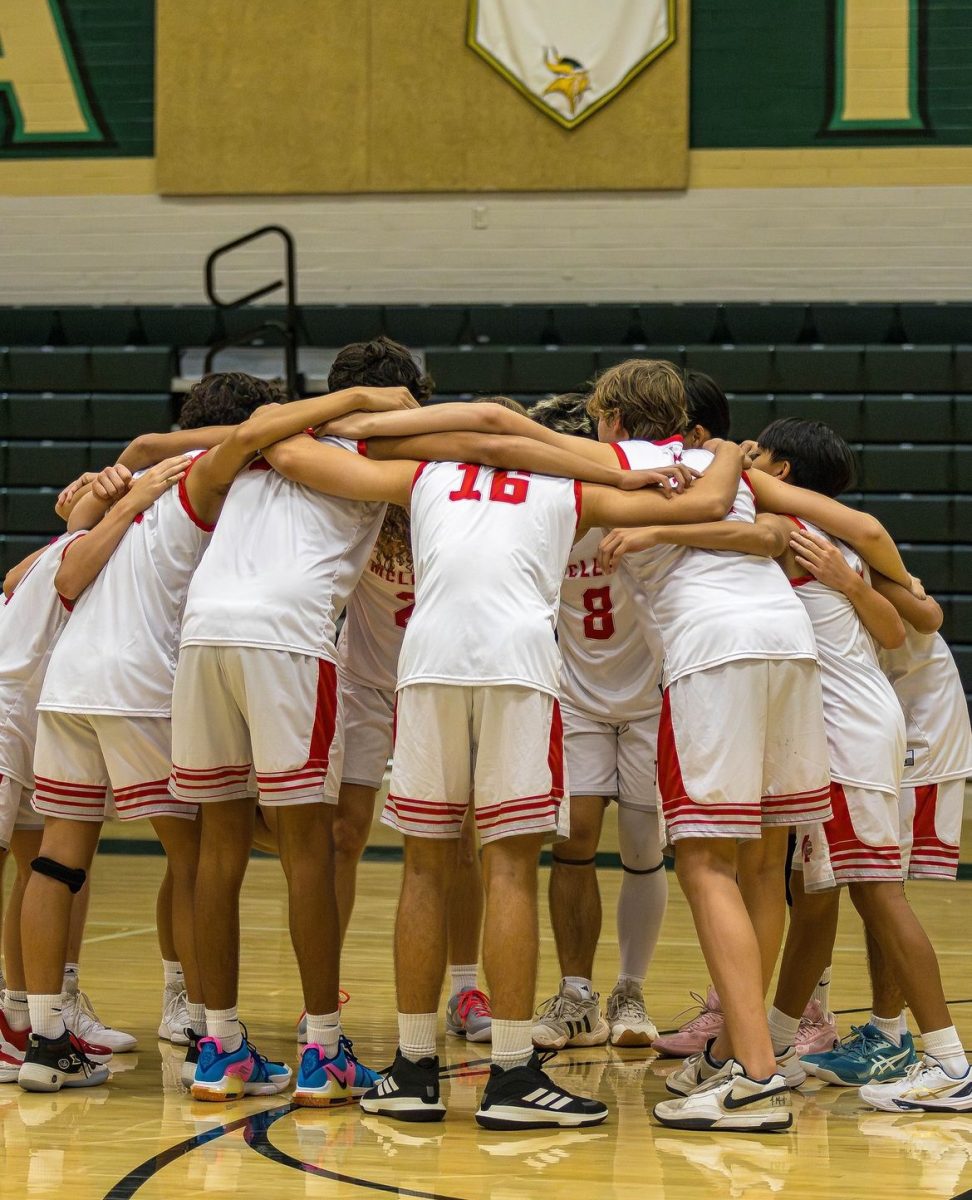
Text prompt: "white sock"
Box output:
[[62, 962, 80, 995], [305, 1011, 341, 1057], [187, 1002, 206, 1036], [398, 1012, 437, 1063], [28, 994, 66, 1041], [617, 805, 668, 983], [899, 1011, 909, 1036], [767, 1006, 801, 1055], [870, 1012, 902, 1046], [205, 1006, 242, 1052], [450, 964, 478, 995], [922, 1026, 970, 1078], [4, 989, 30, 1032], [491, 1019, 534, 1071], [563, 976, 594, 999], [163, 960, 185, 992], [813, 966, 832, 1013]]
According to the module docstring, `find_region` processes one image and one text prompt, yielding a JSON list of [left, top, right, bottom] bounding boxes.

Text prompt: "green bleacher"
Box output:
[[0, 301, 969, 700]]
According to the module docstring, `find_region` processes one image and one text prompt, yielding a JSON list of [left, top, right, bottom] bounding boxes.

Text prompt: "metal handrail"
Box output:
[[204, 225, 299, 396]]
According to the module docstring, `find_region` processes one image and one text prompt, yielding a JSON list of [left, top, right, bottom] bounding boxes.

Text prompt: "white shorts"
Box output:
[[657, 658, 831, 843], [32, 712, 196, 823], [340, 675, 394, 791], [797, 783, 903, 891], [170, 645, 343, 807], [0, 774, 44, 848], [899, 778, 965, 881], [385, 683, 568, 845], [561, 705, 658, 811]]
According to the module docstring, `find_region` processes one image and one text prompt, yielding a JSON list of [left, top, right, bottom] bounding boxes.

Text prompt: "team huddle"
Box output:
[[0, 338, 969, 1135]]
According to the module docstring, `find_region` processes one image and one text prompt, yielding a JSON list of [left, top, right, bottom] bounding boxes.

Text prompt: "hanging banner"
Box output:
[[467, 0, 676, 129]]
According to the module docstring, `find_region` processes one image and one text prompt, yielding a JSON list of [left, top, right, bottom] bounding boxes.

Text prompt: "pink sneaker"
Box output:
[[651, 988, 723, 1059], [795, 999, 838, 1055]]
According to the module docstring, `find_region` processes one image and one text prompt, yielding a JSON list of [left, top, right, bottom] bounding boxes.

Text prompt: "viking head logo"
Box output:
[[542, 48, 591, 116]]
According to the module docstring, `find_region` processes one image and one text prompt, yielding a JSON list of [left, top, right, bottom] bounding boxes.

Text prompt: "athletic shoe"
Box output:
[[293, 1035, 380, 1107], [805, 1024, 918, 1087], [653, 1061, 792, 1132], [339, 1036, 383, 1097], [191, 1034, 291, 1102], [0, 1011, 112, 1081], [859, 1057, 972, 1112], [360, 1050, 445, 1122], [61, 990, 137, 1054], [180, 1028, 202, 1088], [296, 988, 350, 1046], [532, 984, 609, 1049], [651, 987, 723, 1059], [158, 989, 190, 1046], [795, 999, 839, 1056], [475, 1050, 608, 1130], [446, 988, 493, 1043], [18, 1031, 110, 1093], [606, 979, 657, 1047], [667, 1039, 805, 1096]]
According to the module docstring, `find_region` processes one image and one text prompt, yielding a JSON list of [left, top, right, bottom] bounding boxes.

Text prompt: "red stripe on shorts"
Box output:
[[306, 660, 338, 770]]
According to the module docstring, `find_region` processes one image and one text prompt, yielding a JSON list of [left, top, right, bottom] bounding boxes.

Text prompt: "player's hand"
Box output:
[[318, 412, 372, 439], [598, 527, 660, 572], [737, 439, 759, 468], [356, 386, 420, 413], [908, 574, 927, 600], [56, 472, 98, 518], [789, 529, 857, 592], [617, 465, 698, 495], [92, 464, 135, 504], [120, 456, 191, 514]]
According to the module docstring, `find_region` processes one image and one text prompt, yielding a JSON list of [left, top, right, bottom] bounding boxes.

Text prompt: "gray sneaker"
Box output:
[[446, 988, 492, 1043], [532, 983, 609, 1050], [606, 980, 658, 1048]]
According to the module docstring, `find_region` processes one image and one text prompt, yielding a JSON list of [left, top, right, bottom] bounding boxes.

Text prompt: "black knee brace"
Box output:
[[621, 859, 666, 876], [551, 853, 596, 867], [31, 857, 86, 894]]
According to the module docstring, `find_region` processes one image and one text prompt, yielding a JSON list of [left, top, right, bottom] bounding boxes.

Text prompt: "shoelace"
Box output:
[[238, 1022, 277, 1078], [162, 990, 189, 1024], [456, 989, 492, 1022], [839, 1024, 878, 1056], [666, 992, 720, 1033], [534, 992, 595, 1022], [612, 991, 647, 1020], [64, 990, 107, 1038]]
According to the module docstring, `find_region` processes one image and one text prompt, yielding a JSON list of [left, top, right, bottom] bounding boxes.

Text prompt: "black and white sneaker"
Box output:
[[180, 1028, 202, 1088], [475, 1050, 609, 1130], [18, 1031, 111, 1093], [359, 1050, 446, 1122]]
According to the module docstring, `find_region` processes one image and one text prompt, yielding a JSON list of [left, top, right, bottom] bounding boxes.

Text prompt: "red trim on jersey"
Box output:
[[572, 480, 584, 529], [178, 451, 216, 532], [248, 457, 272, 471], [610, 443, 631, 470], [170, 764, 251, 780], [822, 783, 901, 868], [357, 440, 369, 458], [306, 659, 338, 769], [134, 512, 144, 524], [785, 514, 808, 531], [657, 689, 690, 807], [411, 461, 430, 494], [547, 701, 565, 798], [652, 436, 683, 447], [789, 575, 815, 587], [741, 470, 755, 496]]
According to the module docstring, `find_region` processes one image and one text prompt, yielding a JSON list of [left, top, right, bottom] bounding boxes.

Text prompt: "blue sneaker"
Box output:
[[340, 1036, 384, 1098], [191, 1034, 292, 1102], [802, 1024, 917, 1087], [292, 1042, 355, 1108]]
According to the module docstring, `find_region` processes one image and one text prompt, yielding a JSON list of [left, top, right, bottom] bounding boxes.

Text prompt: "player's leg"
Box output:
[[865, 927, 907, 1039], [334, 782, 379, 941], [534, 792, 609, 1049], [150, 813, 203, 1045], [445, 805, 491, 1043], [0, 826, 42, 1081], [737, 826, 790, 995]]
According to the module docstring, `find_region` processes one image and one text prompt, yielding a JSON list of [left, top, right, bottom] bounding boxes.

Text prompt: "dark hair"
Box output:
[[683, 370, 731, 440], [328, 335, 433, 402], [530, 392, 596, 439], [178, 372, 286, 429], [757, 418, 857, 497]]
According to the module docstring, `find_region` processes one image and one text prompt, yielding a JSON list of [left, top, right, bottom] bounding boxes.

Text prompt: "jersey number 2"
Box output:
[[582, 586, 615, 640], [448, 464, 530, 505]]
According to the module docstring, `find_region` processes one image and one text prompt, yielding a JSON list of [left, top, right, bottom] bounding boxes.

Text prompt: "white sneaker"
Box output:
[[606, 980, 657, 1047], [859, 1057, 972, 1113], [774, 1046, 808, 1089], [667, 1041, 805, 1096], [158, 989, 191, 1046], [62, 990, 137, 1054], [532, 984, 609, 1049], [653, 1061, 792, 1132]]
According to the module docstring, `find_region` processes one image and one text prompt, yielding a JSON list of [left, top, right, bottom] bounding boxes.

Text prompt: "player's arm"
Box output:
[[870, 568, 944, 634], [55, 458, 190, 600], [324, 401, 622, 468], [3, 547, 47, 597], [598, 512, 790, 572], [263, 435, 416, 506], [580, 441, 742, 534], [363, 431, 693, 493], [117, 427, 237, 471], [749, 470, 916, 591], [183, 387, 419, 525], [790, 529, 906, 649]]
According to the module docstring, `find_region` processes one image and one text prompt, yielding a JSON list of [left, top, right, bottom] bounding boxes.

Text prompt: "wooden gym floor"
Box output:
[[1, 800, 970, 1200]]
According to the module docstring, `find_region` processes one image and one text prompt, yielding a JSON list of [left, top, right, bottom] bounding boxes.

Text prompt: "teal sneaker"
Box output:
[[802, 1024, 917, 1087], [191, 1032, 292, 1102]]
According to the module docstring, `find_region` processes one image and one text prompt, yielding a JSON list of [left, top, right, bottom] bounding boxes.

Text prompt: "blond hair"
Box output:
[[587, 359, 688, 440]]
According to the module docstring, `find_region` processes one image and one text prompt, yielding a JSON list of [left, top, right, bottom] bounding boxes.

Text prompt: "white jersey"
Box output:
[[789, 520, 905, 795], [613, 439, 817, 685], [181, 437, 386, 662], [398, 461, 580, 696], [0, 533, 85, 784], [40, 455, 214, 718], [558, 528, 662, 721], [880, 628, 972, 786], [337, 550, 415, 693]]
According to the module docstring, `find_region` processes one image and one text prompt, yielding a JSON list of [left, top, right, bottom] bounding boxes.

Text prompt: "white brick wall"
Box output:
[[2, 186, 972, 304]]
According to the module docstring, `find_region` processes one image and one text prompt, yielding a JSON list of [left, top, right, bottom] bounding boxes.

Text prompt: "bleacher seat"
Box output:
[[900, 303, 972, 345], [896, 544, 952, 593], [553, 305, 644, 347], [89, 394, 173, 439], [4, 393, 89, 439], [0, 534, 49, 576], [721, 303, 810, 345], [956, 395, 972, 439], [773, 346, 864, 393], [597, 346, 684, 371], [774, 395, 864, 440], [862, 395, 953, 442], [953, 645, 972, 694], [810, 304, 899, 345], [137, 305, 219, 348], [382, 306, 470, 347], [2, 487, 60, 533], [951, 596, 972, 641], [7, 347, 90, 392], [951, 348, 972, 393], [726, 394, 775, 439], [299, 304, 383, 348], [508, 348, 597, 394], [57, 306, 140, 346], [861, 495, 953, 542], [0, 308, 56, 346], [219, 305, 291, 345], [465, 305, 557, 347], [89, 347, 175, 393], [955, 446, 972, 491], [863, 346, 953, 394], [859, 445, 952, 493], [640, 304, 721, 345], [684, 346, 774, 393], [1, 441, 89, 487], [424, 347, 509, 394]]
